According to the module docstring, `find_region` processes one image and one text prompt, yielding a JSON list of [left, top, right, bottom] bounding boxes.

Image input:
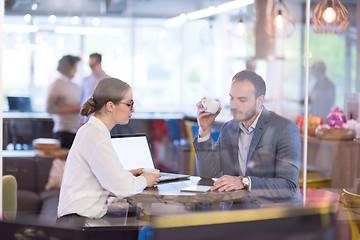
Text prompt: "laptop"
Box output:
[[7, 96, 32, 112], [111, 134, 190, 182]]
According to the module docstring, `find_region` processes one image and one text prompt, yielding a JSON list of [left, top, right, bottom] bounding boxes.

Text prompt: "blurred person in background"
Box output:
[[246, 58, 257, 72], [46, 55, 81, 149], [81, 53, 109, 105], [309, 61, 335, 123]]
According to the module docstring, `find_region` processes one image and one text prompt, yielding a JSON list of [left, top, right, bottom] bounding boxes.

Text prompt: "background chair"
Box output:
[[342, 189, 360, 240], [3, 175, 17, 221], [299, 169, 331, 189], [165, 119, 189, 173], [184, 121, 196, 175], [184, 120, 221, 176]]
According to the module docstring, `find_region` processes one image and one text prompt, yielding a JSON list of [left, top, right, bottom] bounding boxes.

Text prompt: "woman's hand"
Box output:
[[129, 168, 144, 176], [142, 173, 161, 187]]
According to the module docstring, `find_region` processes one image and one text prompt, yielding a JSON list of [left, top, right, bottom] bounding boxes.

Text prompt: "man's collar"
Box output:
[[240, 106, 263, 133]]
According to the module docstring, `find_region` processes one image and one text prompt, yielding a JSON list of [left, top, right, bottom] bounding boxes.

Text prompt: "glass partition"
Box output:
[[1, 1, 358, 239]]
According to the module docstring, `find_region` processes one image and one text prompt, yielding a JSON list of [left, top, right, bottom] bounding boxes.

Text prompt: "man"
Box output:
[[81, 53, 109, 105], [194, 70, 301, 198], [309, 61, 335, 123]]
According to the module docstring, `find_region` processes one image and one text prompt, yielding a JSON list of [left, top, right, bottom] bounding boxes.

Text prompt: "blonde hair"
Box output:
[[80, 78, 130, 117]]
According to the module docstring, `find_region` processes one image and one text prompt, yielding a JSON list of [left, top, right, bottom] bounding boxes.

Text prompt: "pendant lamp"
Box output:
[[264, 0, 295, 38], [312, 0, 349, 34]]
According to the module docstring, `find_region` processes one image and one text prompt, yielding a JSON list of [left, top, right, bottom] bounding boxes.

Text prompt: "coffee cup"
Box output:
[[142, 168, 160, 174], [202, 98, 221, 114]]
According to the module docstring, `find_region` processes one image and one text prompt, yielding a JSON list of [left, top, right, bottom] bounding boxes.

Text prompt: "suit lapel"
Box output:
[[246, 107, 269, 165]]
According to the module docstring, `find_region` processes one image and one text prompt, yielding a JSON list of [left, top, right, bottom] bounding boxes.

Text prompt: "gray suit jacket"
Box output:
[[194, 107, 301, 198]]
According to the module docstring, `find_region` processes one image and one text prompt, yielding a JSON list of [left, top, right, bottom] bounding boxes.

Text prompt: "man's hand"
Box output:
[[196, 98, 222, 137], [210, 175, 245, 192], [129, 168, 144, 176]]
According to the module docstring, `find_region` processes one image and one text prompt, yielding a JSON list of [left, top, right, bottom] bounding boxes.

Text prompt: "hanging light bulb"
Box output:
[[265, 0, 294, 38], [92, 17, 100, 26], [275, 10, 284, 29], [237, 17, 245, 36], [31, 3, 38, 11], [24, 14, 32, 23], [322, 7, 336, 23], [322, 1, 336, 23], [312, 0, 349, 34], [71, 16, 80, 25], [48, 14, 56, 24]]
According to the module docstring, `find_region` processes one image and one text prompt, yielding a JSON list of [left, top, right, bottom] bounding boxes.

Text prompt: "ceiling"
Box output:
[[4, 0, 358, 20], [4, 0, 233, 18]]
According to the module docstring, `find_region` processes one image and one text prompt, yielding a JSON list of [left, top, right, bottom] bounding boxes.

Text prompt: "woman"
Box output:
[[46, 55, 82, 149], [57, 78, 160, 223]]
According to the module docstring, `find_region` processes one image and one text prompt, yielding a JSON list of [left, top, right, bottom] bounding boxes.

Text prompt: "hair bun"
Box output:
[[88, 98, 96, 108]]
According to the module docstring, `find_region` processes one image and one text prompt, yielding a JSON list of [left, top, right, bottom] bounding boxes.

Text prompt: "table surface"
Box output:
[[80, 176, 306, 228], [127, 176, 246, 204]]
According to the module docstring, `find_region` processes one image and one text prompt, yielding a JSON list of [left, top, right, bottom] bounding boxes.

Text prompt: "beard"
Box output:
[[231, 104, 257, 122]]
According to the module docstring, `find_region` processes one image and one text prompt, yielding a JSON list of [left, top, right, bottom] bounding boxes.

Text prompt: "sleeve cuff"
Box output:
[[248, 176, 252, 191], [198, 133, 211, 142], [139, 175, 147, 189]]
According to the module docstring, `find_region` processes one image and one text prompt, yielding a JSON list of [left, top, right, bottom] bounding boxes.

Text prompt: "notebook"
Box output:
[[111, 134, 190, 182]]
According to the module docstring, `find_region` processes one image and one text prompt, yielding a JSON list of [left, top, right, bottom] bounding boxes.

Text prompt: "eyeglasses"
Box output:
[[120, 101, 134, 111]]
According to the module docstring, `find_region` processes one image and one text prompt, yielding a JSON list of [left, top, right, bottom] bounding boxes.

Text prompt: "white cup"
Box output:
[[142, 168, 160, 174], [202, 98, 221, 114]]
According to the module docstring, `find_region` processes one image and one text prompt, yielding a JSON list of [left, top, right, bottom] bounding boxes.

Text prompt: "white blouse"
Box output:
[[57, 116, 147, 219]]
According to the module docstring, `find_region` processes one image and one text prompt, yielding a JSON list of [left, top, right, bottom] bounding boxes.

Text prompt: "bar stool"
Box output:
[[342, 189, 360, 240], [298, 169, 332, 189]]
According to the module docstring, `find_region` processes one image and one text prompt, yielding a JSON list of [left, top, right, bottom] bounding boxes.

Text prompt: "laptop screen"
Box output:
[[111, 134, 155, 171], [7, 96, 32, 112]]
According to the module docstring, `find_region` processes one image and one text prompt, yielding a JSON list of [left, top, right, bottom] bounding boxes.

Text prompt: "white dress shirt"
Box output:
[[58, 116, 147, 219], [238, 108, 262, 176]]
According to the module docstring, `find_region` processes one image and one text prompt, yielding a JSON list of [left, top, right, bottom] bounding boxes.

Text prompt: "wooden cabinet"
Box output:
[[303, 136, 360, 193]]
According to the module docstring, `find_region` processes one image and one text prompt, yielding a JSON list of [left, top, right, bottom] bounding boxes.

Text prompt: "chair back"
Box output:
[[184, 121, 196, 175], [165, 119, 181, 142], [342, 189, 360, 240], [2, 175, 17, 221], [184, 120, 220, 175]]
